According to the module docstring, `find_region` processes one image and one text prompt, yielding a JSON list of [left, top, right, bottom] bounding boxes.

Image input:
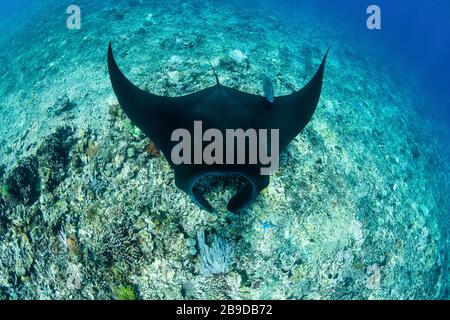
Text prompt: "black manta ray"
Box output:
[[107, 43, 329, 213]]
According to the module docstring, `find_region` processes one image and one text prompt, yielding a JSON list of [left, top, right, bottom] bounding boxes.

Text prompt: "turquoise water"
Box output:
[[0, 0, 449, 299]]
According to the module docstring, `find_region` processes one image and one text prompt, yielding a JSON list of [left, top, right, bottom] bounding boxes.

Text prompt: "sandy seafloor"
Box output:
[[0, 0, 449, 299]]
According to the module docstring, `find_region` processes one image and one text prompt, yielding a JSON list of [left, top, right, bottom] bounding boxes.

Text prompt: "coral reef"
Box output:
[[0, 0, 448, 300]]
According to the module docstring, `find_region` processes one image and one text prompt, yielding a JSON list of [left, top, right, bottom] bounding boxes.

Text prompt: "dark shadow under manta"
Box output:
[[108, 43, 329, 213]]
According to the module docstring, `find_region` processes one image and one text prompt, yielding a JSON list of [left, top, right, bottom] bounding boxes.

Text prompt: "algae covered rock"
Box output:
[[5, 157, 40, 205], [47, 94, 76, 117], [36, 126, 74, 192], [113, 284, 138, 300]]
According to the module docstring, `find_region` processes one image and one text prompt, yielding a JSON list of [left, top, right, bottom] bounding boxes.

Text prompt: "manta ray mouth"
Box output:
[[190, 172, 257, 213]]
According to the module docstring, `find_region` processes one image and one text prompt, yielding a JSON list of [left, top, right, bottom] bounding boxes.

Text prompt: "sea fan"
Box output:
[[197, 231, 232, 275]]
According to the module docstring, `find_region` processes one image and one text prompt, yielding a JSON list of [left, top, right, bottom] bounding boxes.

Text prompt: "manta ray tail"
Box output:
[[206, 57, 220, 85]]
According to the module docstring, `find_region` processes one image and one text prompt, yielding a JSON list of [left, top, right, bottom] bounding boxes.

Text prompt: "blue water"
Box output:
[[269, 0, 450, 127], [1, 0, 449, 125]]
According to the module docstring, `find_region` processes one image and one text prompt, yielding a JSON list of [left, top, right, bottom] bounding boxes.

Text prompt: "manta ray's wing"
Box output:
[[273, 48, 329, 150], [108, 43, 215, 154], [218, 50, 328, 213], [109, 43, 227, 212], [108, 43, 175, 149]]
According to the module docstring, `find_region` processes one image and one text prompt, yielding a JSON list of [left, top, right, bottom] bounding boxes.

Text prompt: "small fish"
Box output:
[[262, 75, 274, 103], [260, 220, 277, 238]]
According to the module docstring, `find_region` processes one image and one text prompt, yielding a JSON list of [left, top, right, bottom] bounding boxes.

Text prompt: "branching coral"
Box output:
[[229, 49, 248, 64], [94, 211, 143, 269]]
